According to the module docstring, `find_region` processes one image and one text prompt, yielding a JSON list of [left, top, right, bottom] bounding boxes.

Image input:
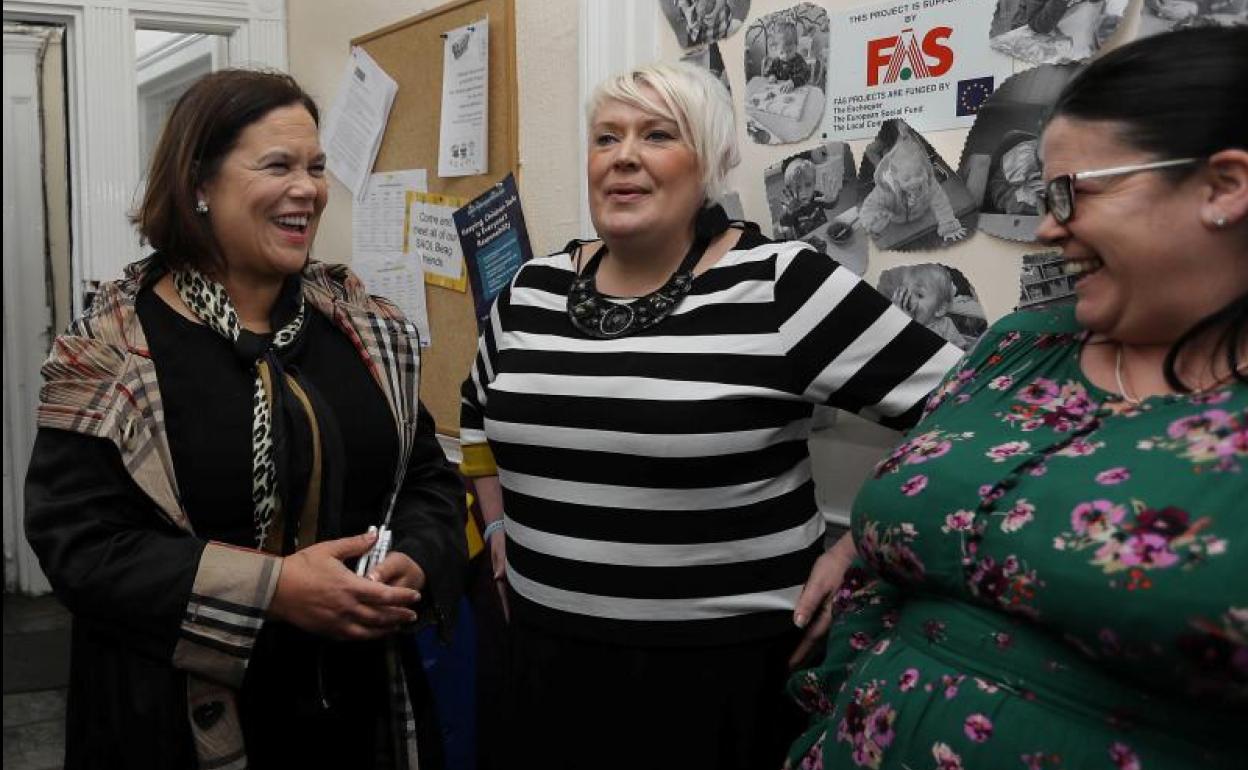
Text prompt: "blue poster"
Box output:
[[453, 173, 534, 326]]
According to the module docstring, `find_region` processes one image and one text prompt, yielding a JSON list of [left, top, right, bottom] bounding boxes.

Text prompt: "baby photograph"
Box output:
[[742, 3, 829, 145], [877, 263, 988, 350], [857, 119, 976, 252], [764, 141, 867, 276]]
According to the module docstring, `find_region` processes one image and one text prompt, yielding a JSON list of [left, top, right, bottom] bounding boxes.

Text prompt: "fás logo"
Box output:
[[867, 27, 953, 87]]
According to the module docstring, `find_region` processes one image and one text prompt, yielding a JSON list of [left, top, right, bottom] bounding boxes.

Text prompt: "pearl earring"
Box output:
[[196, 199, 209, 215], [1213, 215, 1227, 229]]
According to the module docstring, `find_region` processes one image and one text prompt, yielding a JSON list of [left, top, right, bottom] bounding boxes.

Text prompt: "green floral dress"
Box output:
[[787, 307, 1247, 770]]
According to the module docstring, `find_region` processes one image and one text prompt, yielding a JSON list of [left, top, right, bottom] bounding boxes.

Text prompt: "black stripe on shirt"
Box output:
[[502, 481, 819, 544], [485, 390, 812, 434], [492, 439, 807, 489], [506, 538, 821, 600]]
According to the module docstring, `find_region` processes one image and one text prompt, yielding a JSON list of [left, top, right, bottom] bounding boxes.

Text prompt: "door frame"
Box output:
[[3, 28, 55, 593], [2, 0, 288, 311]]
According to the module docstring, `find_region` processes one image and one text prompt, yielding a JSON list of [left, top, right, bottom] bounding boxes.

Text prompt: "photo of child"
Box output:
[[765, 20, 810, 93], [778, 159, 831, 234], [660, 0, 750, 49], [857, 120, 976, 252], [958, 64, 1078, 242], [764, 142, 868, 276], [742, 3, 829, 145], [877, 263, 988, 350], [990, 0, 1127, 65]]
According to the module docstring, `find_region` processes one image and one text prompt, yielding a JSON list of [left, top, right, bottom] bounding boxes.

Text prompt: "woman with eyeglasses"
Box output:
[[785, 26, 1246, 769]]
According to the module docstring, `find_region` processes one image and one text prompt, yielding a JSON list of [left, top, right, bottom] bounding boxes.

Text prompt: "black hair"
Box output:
[[1049, 26, 1248, 392], [1050, 27, 1247, 162]]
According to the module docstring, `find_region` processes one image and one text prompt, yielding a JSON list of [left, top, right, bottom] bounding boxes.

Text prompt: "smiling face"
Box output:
[[587, 90, 704, 246], [198, 104, 327, 284], [1035, 115, 1235, 344]]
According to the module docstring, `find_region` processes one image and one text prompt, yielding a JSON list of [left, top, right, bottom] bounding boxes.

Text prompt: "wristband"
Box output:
[[483, 518, 506, 542]]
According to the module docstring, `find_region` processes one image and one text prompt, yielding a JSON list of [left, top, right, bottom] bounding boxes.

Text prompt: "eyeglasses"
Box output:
[[1038, 157, 1201, 224]]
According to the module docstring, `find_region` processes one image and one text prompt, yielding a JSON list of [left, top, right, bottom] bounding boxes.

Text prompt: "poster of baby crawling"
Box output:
[[823, 0, 1013, 141]]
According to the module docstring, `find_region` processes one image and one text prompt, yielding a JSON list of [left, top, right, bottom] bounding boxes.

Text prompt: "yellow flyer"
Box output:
[[404, 191, 469, 292]]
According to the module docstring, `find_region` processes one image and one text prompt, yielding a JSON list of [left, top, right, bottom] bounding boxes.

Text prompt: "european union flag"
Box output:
[[956, 76, 995, 116]]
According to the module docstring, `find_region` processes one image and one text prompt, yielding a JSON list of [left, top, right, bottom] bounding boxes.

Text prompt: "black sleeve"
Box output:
[[24, 428, 206, 662], [390, 401, 468, 639], [775, 247, 965, 431]]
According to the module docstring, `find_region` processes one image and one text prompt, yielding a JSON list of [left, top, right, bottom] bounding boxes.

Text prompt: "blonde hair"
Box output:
[[906, 264, 955, 306], [784, 158, 816, 190], [588, 61, 740, 203]]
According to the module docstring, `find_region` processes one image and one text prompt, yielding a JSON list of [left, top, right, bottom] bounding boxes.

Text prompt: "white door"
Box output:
[[3, 30, 55, 594]]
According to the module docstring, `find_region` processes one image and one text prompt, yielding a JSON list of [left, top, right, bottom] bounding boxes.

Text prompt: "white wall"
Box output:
[[287, 0, 581, 263]]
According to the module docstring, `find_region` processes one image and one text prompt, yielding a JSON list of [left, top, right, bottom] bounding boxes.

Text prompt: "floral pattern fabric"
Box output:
[[787, 307, 1247, 770]]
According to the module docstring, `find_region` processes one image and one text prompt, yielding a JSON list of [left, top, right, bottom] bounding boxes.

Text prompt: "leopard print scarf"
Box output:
[[173, 268, 307, 548]]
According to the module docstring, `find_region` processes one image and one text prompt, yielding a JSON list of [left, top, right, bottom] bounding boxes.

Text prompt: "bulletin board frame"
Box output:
[[353, 0, 519, 437]]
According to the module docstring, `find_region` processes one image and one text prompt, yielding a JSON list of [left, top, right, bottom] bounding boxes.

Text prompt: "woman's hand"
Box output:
[[368, 550, 427, 591], [269, 531, 421, 640], [788, 531, 857, 669], [470, 475, 510, 621], [489, 529, 510, 622]]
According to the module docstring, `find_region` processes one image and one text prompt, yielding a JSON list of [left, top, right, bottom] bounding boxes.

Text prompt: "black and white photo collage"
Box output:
[[660, 0, 1247, 365]]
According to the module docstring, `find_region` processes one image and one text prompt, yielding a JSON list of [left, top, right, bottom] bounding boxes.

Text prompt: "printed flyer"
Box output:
[[405, 191, 469, 292], [453, 173, 534, 325], [824, 0, 1012, 140]]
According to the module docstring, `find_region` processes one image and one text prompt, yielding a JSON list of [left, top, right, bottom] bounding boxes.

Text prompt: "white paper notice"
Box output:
[[824, 0, 1013, 140], [352, 169, 428, 257], [406, 192, 468, 292], [438, 19, 488, 177], [352, 253, 432, 347], [322, 47, 398, 199]]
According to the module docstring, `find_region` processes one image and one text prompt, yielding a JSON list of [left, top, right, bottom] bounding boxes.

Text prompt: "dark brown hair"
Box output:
[[1048, 26, 1248, 392], [133, 69, 320, 274]]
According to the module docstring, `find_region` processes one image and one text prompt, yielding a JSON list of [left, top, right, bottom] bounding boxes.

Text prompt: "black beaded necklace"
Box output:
[[567, 204, 730, 339]]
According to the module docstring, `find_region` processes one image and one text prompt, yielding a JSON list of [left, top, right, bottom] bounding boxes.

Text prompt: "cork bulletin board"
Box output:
[[353, 0, 519, 436]]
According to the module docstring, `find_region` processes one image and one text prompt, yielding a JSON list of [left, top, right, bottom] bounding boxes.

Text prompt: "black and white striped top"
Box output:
[[460, 229, 963, 645]]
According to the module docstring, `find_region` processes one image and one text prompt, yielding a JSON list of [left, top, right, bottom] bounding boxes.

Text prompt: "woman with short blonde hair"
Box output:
[[460, 61, 961, 769]]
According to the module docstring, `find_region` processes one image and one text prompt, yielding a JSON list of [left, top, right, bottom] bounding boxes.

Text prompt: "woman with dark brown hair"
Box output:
[[786, 27, 1246, 769], [25, 69, 465, 769]]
